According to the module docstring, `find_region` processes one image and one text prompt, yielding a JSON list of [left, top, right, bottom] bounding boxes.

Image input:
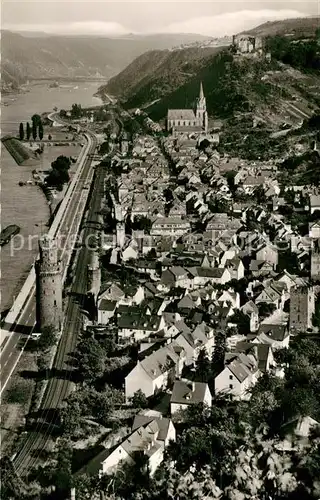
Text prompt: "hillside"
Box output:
[[1, 31, 211, 88], [104, 46, 222, 105], [99, 18, 320, 124], [241, 16, 320, 38]]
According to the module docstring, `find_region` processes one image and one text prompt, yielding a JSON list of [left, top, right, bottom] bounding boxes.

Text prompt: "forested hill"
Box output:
[[99, 18, 319, 122], [1, 30, 211, 88], [104, 46, 223, 108]]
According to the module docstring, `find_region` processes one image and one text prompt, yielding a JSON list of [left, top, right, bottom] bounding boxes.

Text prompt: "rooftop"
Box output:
[[167, 109, 196, 121], [170, 379, 208, 405]]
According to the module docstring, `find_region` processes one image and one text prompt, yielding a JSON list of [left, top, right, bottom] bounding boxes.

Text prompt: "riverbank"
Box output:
[[1, 81, 100, 313]]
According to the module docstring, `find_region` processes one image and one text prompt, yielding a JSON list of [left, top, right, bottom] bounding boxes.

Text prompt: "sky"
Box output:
[[2, 0, 319, 37]]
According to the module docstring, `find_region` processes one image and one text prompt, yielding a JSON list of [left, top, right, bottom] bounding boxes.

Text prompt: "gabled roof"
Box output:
[[98, 299, 117, 312], [241, 300, 259, 315], [227, 360, 252, 383], [121, 424, 162, 458], [139, 342, 184, 380], [167, 318, 191, 334], [250, 260, 273, 271], [118, 313, 161, 331], [177, 295, 196, 310], [225, 257, 242, 269], [309, 220, 320, 229], [170, 379, 209, 405], [243, 175, 266, 186], [153, 217, 190, 226], [168, 109, 196, 120], [144, 282, 158, 295], [99, 283, 125, 301], [258, 324, 289, 341], [169, 266, 188, 277], [235, 342, 271, 372], [189, 267, 226, 278], [132, 414, 172, 442]]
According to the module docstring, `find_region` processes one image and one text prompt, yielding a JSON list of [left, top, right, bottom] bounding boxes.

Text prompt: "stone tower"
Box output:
[[289, 287, 315, 332], [196, 82, 208, 133], [87, 251, 101, 300], [35, 234, 63, 331], [114, 202, 126, 249]]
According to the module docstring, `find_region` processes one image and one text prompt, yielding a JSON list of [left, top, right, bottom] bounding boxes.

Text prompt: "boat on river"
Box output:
[[0, 225, 21, 246]]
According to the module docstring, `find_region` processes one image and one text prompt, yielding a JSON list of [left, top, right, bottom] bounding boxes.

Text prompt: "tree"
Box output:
[[74, 338, 106, 383], [195, 348, 211, 382], [71, 103, 82, 119], [26, 122, 31, 141], [32, 120, 37, 140], [258, 302, 277, 320], [37, 325, 58, 352], [36, 354, 50, 379], [132, 215, 152, 234], [45, 155, 71, 188], [19, 122, 24, 140], [60, 400, 82, 436], [38, 122, 44, 140], [223, 170, 237, 191], [229, 310, 250, 335], [51, 155, 71, 171], [3, 380, 29, 404], [211, 331, 226, 377], [72, 474, 99, 500], [100, 452, 151, 500], [31, 114, 42, 126], [130, 389, 148, 409], [277, 249, 300, 274], [99, 141, 109, 156]]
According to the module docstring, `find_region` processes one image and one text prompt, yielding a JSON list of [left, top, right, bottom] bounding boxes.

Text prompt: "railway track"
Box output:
[[13, 161, 107, 476]]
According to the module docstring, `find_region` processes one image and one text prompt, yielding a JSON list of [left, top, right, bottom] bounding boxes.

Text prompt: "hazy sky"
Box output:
[[2, 0, 319, 37]]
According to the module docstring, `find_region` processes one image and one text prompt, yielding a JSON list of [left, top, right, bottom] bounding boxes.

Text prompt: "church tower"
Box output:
[[35, 234, 63, 331], [196, 82, 208, 133], [114, 203, 125, 249]]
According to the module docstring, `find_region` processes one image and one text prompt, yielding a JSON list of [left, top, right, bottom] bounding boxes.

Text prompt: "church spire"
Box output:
[[199, 81, 204, 100]]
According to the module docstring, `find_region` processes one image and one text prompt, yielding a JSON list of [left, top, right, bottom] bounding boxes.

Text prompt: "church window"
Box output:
[[54, 300, 57, 306]]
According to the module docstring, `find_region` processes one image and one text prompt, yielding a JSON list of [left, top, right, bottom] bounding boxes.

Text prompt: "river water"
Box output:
[[1, 81, 102, 313]]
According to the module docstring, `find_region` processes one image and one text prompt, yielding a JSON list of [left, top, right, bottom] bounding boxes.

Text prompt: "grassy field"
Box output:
[[1, 137, 35, 165]]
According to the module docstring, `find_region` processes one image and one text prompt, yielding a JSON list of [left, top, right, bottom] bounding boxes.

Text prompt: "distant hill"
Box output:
[[98, 17, 319, 124], [1, 30, 211, 88], [240, 16, 320, 38]]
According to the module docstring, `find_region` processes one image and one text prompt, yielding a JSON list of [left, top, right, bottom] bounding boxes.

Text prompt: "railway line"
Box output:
[[13, 158, 108, 476], [0, 131, 98, 394]]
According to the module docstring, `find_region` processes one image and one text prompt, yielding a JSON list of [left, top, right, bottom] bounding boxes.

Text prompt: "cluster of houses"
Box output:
[[82, 122, 320, 482]]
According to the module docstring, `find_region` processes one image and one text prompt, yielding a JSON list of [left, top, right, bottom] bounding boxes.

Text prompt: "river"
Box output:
[[1, 81, 102, 313]]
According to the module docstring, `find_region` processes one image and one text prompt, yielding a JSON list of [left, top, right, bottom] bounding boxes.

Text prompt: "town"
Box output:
[[1, 22, 320, 500]]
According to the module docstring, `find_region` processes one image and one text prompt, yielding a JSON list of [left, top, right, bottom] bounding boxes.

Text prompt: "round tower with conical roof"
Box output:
[[35, 234, 63, 331]]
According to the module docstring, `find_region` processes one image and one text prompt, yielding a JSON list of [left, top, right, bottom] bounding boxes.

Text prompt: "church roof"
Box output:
[[173, 126, 203, 133], [167, 109, 196, 120]]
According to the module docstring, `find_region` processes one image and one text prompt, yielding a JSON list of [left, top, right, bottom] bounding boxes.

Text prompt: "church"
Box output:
[[167, 82, 208, 135]]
